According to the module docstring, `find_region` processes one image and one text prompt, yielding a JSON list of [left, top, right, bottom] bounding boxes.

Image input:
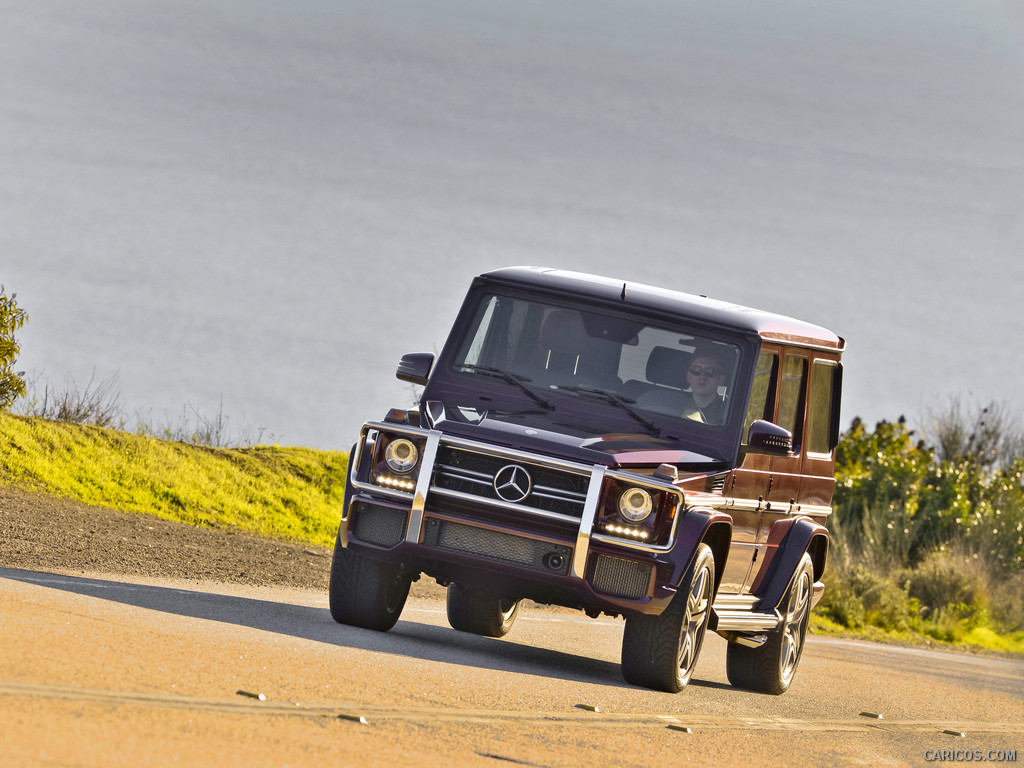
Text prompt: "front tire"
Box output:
[[446, 582, 521, 637], [328, 537, 411, 632], [620, 543, 715, 692], [726, 552, 814, 694]]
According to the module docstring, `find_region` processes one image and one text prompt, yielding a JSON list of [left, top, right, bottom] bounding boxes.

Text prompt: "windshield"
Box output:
[[450, 293, 744, 429]]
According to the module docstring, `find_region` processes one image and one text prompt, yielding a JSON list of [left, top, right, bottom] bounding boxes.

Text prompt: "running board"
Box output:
[[712, 607, 781, 634]]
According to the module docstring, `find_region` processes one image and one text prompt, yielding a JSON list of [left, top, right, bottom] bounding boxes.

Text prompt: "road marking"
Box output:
[[1, 680, 1021, 735]]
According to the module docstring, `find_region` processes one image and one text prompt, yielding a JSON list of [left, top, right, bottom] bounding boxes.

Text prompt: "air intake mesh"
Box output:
[[351, 503, 407, 546], [588, 555, 652, 600]]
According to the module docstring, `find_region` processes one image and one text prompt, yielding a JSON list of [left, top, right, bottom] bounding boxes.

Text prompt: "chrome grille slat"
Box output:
[[434, 469, 492, 487], [530, 489, 585, 503], [532, 485, 588, 500], [435, 465, 493, 481], [427, 487, 584, 524], [431, 443, 590, 520]]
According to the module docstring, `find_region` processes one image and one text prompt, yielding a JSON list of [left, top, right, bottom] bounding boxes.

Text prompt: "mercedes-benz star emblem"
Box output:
[[493, 464, 532, 503]]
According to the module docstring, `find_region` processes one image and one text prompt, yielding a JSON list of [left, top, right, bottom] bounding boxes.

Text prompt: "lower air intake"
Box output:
[[588, 555, 652, 600], [422, 519, 571, 575], [350, 503, 407, 546]]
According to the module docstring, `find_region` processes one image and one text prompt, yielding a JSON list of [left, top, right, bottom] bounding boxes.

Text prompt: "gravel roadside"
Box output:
[[0, 485, 333, 590]]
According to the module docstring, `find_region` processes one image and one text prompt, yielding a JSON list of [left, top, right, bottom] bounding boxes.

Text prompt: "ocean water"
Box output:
[[2, 0, 1022, 449]]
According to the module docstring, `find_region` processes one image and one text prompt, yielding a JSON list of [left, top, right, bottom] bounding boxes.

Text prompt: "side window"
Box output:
[[458, 296, 498, 367], [778, 355, 807, 445], [807, 360, 837, 455], [743, 350, 777, 439]]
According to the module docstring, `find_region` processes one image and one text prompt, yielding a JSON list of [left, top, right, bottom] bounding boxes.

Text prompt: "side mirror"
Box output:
[[396, 353, 434, 385], [746, 419, 794, 456]]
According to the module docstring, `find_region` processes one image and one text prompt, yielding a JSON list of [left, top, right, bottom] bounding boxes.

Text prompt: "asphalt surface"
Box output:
[[2, 567, 1021, 768]]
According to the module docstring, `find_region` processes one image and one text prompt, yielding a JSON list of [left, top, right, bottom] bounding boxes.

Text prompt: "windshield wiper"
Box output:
[[556, 385, 662, 436], [457, 364, 554, 411]]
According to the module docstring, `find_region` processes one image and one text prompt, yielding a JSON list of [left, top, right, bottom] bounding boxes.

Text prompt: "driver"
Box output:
[[684, 345, 729, 425]]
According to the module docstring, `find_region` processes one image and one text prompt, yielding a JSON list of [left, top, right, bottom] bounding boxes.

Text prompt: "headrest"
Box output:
[[539, 310, 588, 354], [646, 346, 689, 387]]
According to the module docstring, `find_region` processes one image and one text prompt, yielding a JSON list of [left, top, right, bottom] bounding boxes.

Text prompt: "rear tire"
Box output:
[[446, 582, 521, 637], [328, 537, 411, 632], [726, 553, 813, 694], [620, 543, 715, 692]]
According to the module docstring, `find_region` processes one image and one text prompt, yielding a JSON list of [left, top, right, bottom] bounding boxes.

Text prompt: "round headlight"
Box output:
[[618, 487, 653, 522], [384, 438, 419, 473]]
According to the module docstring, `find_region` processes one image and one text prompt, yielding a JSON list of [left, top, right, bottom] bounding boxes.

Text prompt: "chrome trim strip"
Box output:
[[350, 422, 432, 500], [718, 497, 762, 513], [438, 434, 593, 477], [572, 466, 606, 579], [364, 420, 430, 437], [530, 488, 587, 504], [793, 503, 833, 517], [758, 334, 844, 354], [714, 594, 759, 611], [346, 425, 376, 509], [428, 486, 584, 524], [589, 475, 685, 553], [434, 471, 492, 489], [713, 609, 781, 633], [717, 497, 833, 517], [589, 531, 673, 553], [406, 430, 442, 543], [435, 465, 493, 481], [432, 468, 587, 506]]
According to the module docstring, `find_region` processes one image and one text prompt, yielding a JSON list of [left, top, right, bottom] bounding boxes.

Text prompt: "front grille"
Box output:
[[422, 518, 571, 575], [588, 554, 652, 600], [350, 502, 407, 546], [431, 445, 589, 519]]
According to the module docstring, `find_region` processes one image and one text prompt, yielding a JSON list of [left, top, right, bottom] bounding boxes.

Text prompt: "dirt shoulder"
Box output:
[[0, 485, 333, 590]]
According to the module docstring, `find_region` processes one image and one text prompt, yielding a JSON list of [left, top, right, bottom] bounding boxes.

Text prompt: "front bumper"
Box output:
[[341, 421, 712, 618]]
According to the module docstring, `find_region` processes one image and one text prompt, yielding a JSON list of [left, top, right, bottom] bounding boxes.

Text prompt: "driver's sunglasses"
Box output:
[[688, 366, 720, 378]]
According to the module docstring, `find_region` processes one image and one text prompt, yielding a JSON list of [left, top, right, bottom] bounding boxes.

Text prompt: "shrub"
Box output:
[[20, 371, 123, 428], [19, 372, 266, 449], [0, 286, 28, 408], [816, 569, 867, 628], [901, 548, 988, 619], [988, 570, 1024, 632]]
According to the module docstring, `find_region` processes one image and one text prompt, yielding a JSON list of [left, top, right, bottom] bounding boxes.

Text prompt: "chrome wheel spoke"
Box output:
[[679, 566, 711, 673], [679, 632, 695, 669], [779, 571, 810, 682]]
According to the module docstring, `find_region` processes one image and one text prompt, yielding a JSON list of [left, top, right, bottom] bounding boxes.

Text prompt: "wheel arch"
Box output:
[[751, 516, 828, 612], [674, 506, 732, 597], [702, 519, 733, 597], [806, 528, 829, 583]]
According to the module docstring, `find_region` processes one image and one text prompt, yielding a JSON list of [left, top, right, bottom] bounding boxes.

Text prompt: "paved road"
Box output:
[[1, 567, 1021, 767]]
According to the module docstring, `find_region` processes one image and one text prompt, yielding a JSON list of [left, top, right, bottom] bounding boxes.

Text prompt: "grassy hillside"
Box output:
[[0, 411, 345, 547], [2, 409, 1021, 655]]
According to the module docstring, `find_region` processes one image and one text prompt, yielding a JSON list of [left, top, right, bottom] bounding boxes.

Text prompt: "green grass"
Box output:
[[0, 411, 346, 547], [809, 614, 1024, 656]]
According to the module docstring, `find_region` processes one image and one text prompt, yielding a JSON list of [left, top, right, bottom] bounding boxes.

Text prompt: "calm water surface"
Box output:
[[2, 0, 1022, 448]]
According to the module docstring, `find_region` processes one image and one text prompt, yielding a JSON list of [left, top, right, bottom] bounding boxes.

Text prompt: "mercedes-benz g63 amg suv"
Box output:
[[330, 267, 844, 694]]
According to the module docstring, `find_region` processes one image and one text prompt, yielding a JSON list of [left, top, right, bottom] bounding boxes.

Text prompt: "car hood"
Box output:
[[423, 401, 725, 470]]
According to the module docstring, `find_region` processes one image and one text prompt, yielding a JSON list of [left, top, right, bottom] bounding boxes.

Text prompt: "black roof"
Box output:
[[477, 266, 844, 352]]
